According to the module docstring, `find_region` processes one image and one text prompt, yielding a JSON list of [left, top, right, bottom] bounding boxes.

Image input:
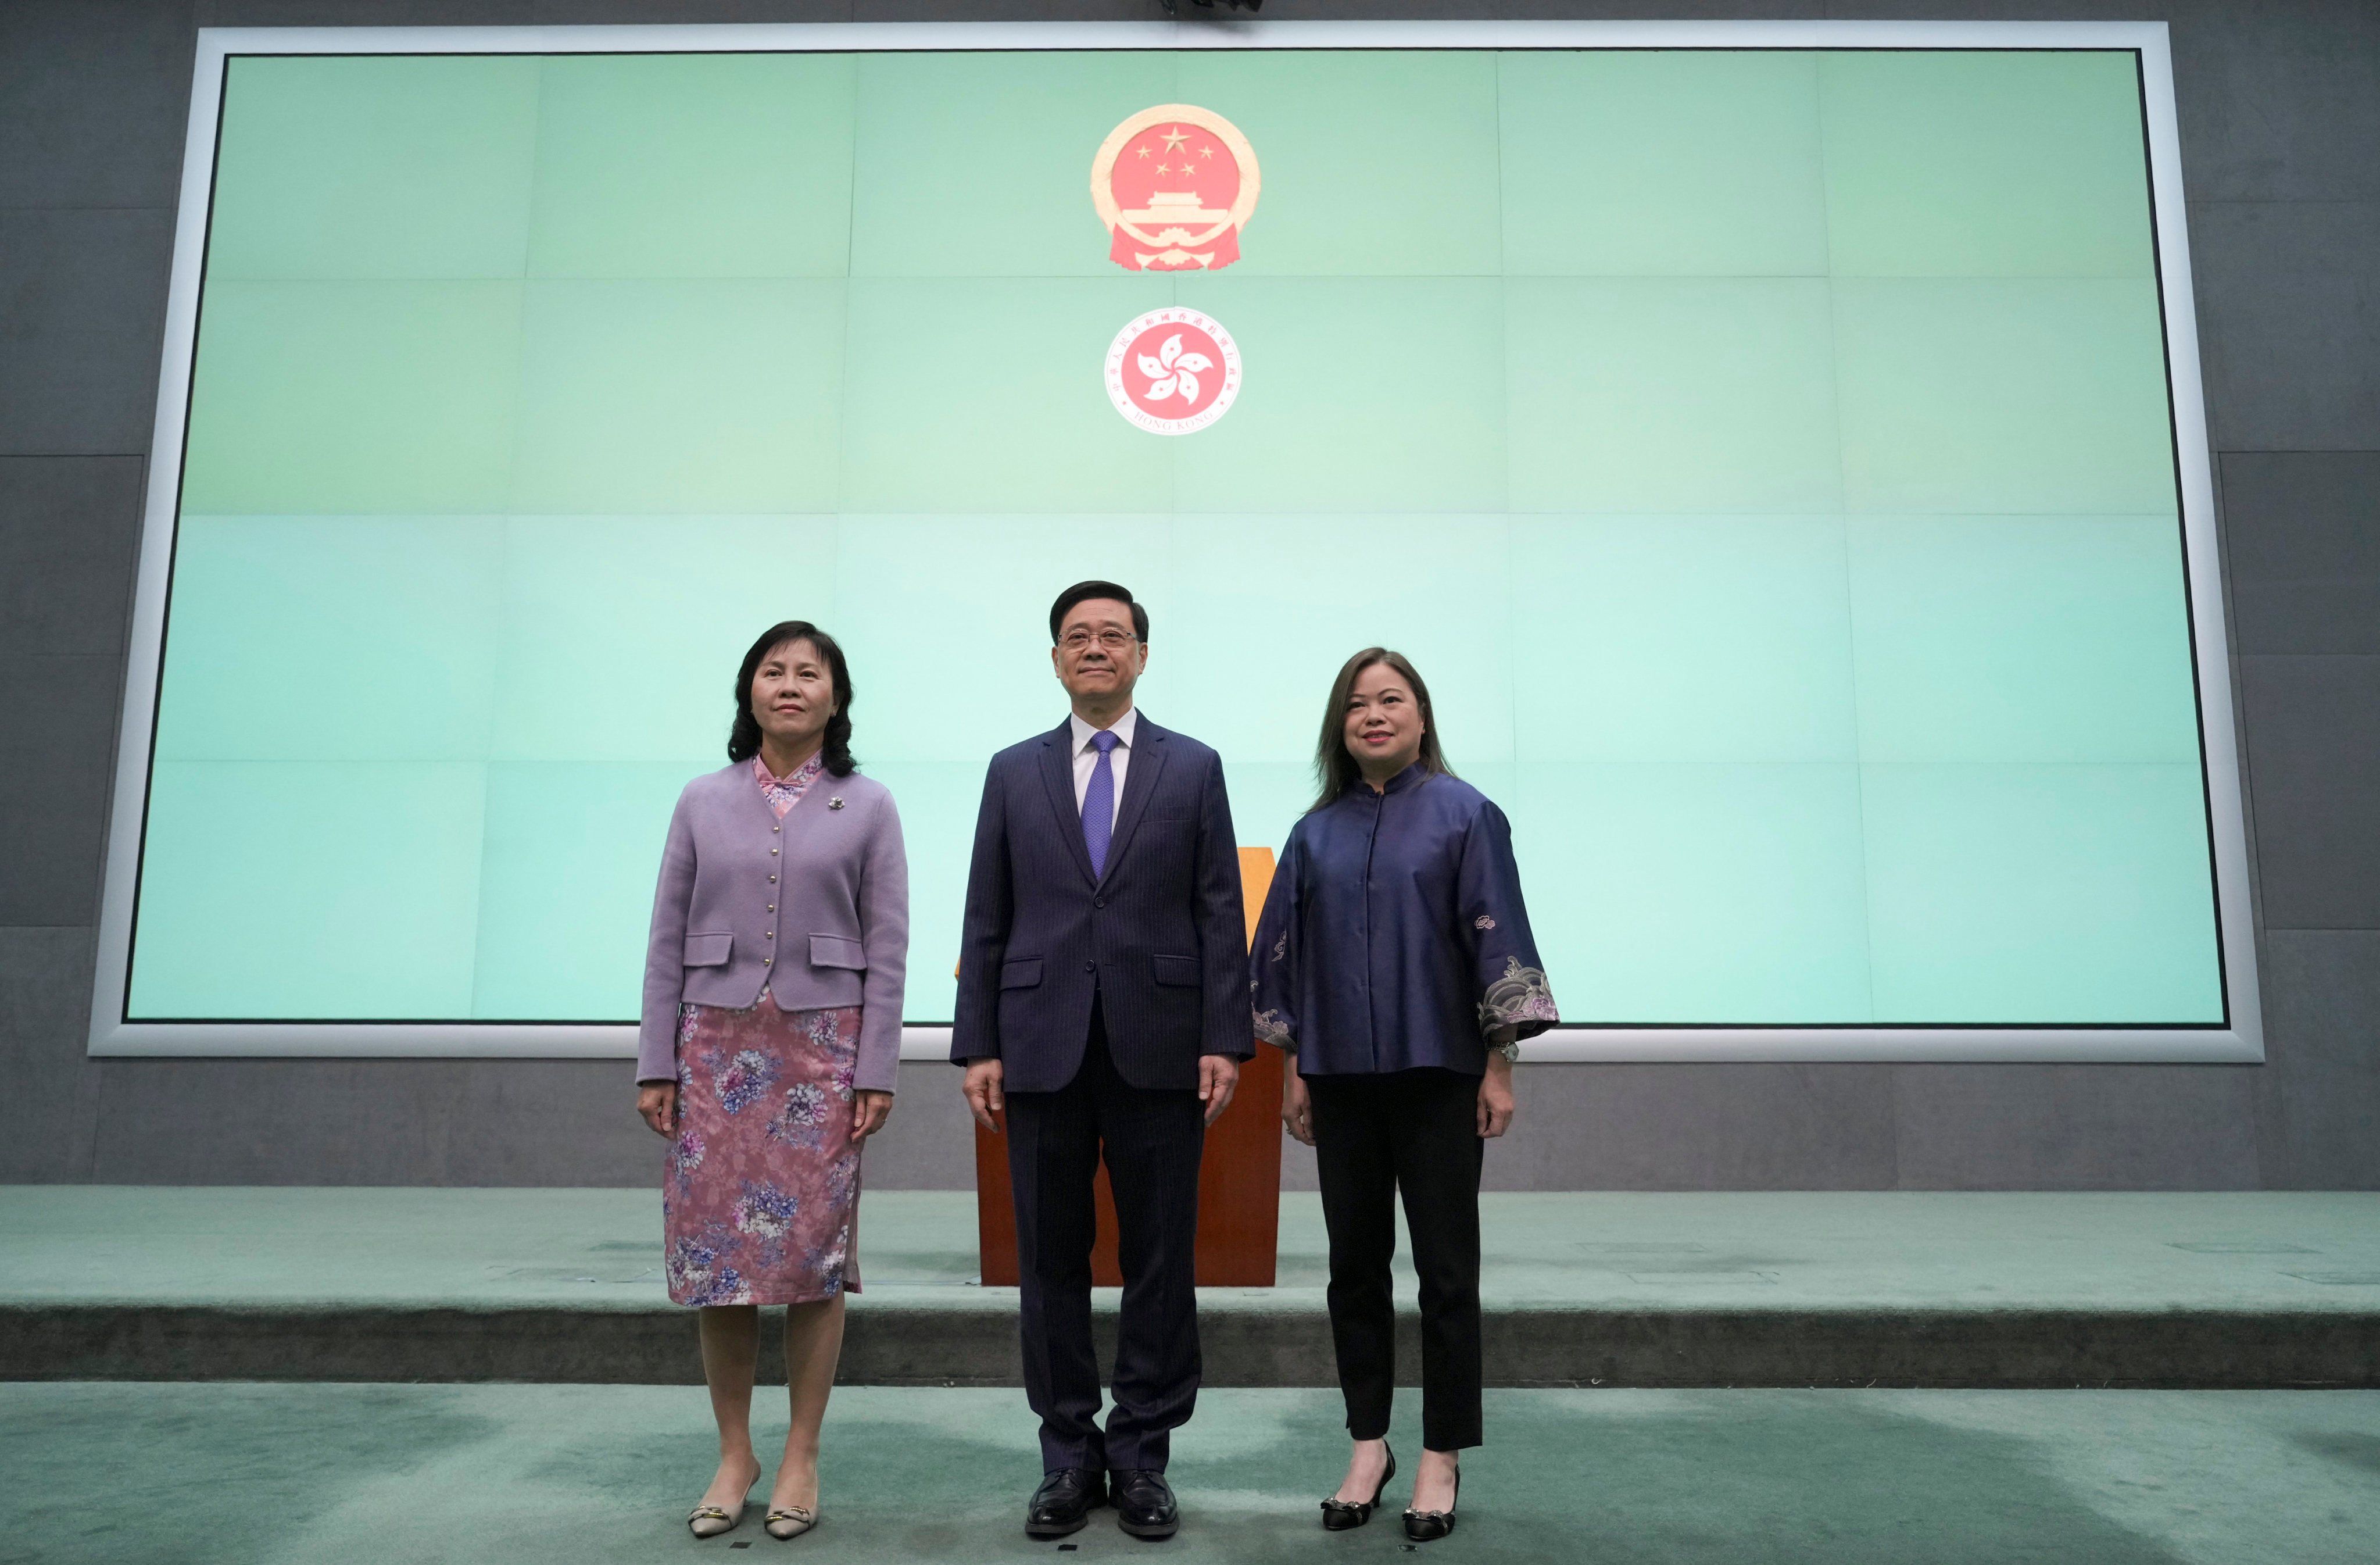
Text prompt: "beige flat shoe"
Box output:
[[688, 1499, 747, 1538], [764, 1503, 818, 1540]]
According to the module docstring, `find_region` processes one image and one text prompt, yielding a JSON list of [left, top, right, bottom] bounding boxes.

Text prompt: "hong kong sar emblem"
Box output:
[[1091, 105, 1260, 271], [1105, 309, 1242, 436]]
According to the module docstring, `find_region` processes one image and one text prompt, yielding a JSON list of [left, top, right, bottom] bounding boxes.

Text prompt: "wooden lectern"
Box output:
[[972, 846, 1283, 1287]]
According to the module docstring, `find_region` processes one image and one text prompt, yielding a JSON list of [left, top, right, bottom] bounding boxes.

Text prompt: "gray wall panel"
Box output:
[[1889, 1064, 2263, 1190], [0, 926, 103, 1182], [1287, 1063, 1901, 1192], [529, 1, 853, 24], [0, 0, 2374, 1190], [81, 1054, 992, 1187], [88, 1057, 657, 1185], [0, 458, 146, 659], [2191, 201, 2380, 453], [0, 209, 177, 456], [194, 1, 538, 24], [0, 1, 194, 211], [868, 1060, 986, 1189], [2218, 452, 2380, 657], [2239, 655, 2380, 930], [0, 653, 123, 927], [1480, 1064, 1901, 1191], [2156, 0, 2380, 203], [848, 0, 1170, 20], [851, 1, 1823, 19], [2254, 930, 2380, 1189]]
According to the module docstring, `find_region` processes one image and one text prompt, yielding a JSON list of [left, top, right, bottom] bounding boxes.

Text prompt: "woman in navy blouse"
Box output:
[[1249, 648, 1558, 1543]]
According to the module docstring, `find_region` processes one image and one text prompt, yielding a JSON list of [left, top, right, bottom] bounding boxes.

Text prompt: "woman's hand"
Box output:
[[850, 1089, 893, 1141], [637, 1082, 678, 1138], [1282, 1063, 1315, 1146], [1476, 1051, 1515, 1139]]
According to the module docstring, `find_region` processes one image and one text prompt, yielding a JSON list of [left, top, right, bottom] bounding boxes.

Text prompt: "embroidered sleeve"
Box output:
[[1247, 837, 1301, 1054], [1459, 801, 1559, 1044], [1477, 955, 1559, 1032]]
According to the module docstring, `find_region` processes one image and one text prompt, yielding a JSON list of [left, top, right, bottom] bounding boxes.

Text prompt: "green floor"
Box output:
[[5, 1384, 2376, 1564], [8, 1187, 2380, 1313]]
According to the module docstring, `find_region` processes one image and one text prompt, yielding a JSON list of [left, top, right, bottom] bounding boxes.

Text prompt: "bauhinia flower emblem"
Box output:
[[1104, 308, 1242, 435], [1138, 333, 1214, 405]]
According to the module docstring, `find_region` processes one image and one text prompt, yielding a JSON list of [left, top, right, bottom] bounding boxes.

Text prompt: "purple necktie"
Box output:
[[1082, 728, 1120, 878]]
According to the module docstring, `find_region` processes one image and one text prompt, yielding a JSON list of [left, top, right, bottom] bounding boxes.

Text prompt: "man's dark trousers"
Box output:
[[1006, 1000, 1204, 1473]]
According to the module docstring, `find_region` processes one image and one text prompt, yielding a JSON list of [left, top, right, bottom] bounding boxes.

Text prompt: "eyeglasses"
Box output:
[[1060, 628, 1140, 652]]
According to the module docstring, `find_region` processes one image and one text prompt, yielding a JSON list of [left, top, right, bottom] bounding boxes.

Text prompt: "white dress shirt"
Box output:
[[1067, 707, 1137, 830]]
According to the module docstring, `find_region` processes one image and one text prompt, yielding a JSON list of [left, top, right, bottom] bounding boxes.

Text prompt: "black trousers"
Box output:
[[1305, 1067, 1485, 1452], [1004, 1004, 1205, 1474]]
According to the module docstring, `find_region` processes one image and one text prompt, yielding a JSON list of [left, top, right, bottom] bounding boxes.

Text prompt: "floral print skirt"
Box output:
[[664, 992, 864, 1307]]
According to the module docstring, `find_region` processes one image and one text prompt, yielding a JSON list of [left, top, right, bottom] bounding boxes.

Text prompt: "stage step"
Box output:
[[7, 1188, 2378, 1389], [10, 1298, 2380, 1389]]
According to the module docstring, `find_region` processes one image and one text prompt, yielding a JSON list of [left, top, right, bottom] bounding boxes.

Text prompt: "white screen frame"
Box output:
[[90, 18, 2260, 1065]]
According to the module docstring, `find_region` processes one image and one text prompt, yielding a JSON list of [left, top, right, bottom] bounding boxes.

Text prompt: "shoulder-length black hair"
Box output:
[[1309, 646, 1455, 812], [726, 620, 856, 777]]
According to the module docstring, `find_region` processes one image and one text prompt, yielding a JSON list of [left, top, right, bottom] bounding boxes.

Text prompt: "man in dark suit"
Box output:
[[954, 580, 1249, 1542]]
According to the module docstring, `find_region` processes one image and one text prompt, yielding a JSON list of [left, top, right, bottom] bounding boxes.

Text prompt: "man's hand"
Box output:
[[636, 1082, 678, 1137], [1198, 1054, 1241, 1126], [850, 1089, 893, 1141], [1280, 1063, 1314, 1146], [962, 1057, 1006, 1132], [1477, 1051, 1516, 1139]]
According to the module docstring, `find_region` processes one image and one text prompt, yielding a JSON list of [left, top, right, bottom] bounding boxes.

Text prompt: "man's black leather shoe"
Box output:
[[1025, 1468, 1107, 1539], [1112, 1469, 1180, 1540]]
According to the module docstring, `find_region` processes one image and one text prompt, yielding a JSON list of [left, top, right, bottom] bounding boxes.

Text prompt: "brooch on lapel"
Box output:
[[828, 796, 845, 810]]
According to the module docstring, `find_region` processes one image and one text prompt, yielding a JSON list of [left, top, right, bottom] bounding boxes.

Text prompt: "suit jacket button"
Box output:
[[1094, 898, 1105, 909], [1083, 960, 1096, 973], [763, 957, 772, 966]]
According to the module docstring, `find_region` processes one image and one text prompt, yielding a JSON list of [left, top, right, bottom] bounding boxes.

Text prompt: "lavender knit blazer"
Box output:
[[638, 762, 909, 1089]]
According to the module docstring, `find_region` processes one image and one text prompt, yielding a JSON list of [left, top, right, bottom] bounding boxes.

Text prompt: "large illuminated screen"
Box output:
[[122, 39, 2232, 1037]]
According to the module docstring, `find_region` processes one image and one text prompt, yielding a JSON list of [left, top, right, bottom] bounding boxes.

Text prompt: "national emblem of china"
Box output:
[[1091, 105, 1260, 271]]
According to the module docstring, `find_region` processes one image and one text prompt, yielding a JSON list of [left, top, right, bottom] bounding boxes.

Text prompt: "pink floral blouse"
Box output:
[[753, 753, 824, 818]]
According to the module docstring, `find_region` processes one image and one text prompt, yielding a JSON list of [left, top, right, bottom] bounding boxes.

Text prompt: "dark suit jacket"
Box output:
[[951, 713, 1249, 1093]]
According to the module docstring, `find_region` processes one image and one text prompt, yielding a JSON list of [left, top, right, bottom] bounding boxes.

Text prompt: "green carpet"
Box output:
[[8, 1188, 2379, 1313], [5, 1384, 2375, 1564]]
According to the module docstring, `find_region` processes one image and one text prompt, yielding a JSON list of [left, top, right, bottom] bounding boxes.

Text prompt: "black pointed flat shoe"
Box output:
[[1402, 1467, 1461, 1542], [1319, 1443, 1395, 1530]]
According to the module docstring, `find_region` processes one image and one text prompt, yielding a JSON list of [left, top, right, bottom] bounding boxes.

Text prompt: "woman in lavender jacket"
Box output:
[[635, 620, 908, 1542]]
